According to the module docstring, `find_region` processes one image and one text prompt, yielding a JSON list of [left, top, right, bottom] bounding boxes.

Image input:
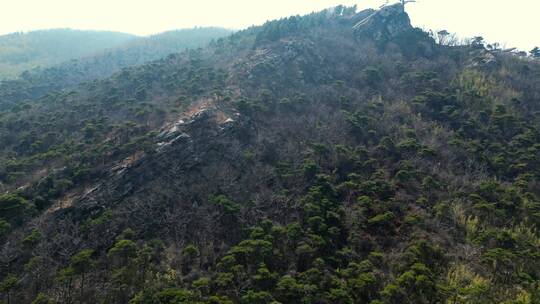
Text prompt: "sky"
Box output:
[[0, 0, 538, 51]]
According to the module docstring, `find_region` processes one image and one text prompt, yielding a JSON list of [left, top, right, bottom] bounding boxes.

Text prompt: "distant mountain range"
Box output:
[[0, 27, 232, 81], [0, 29, 137, 80], [0, 27, 232, 106]]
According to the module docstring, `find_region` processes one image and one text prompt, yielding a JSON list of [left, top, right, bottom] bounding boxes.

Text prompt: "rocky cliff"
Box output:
[[353, 4, 412, 42]]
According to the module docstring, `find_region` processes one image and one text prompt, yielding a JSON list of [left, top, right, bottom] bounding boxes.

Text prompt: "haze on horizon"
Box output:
[[1, 0, 538, 51]]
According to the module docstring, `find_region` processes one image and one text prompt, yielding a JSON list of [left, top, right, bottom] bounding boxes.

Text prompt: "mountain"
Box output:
[[1, 4, 540, 303], [0, 27, 232, 105], [0, 29, 137, 80], [19, 27, 233, 88]]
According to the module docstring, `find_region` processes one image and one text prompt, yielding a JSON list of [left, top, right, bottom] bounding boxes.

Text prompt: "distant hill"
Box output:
[[0, 27, 233, 105], [24, 27, 234, 85], [0, 29, 137, 80], [123, 27, 234, 54]]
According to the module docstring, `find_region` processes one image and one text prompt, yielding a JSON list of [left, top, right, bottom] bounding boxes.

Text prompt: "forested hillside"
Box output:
[[0, 29, 136, 80], [1, 4, 540, 304]]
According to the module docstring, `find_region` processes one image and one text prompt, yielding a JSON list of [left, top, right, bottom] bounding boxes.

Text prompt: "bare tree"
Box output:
[[437, 30, 450, 45], [401, 0, 417, 10]]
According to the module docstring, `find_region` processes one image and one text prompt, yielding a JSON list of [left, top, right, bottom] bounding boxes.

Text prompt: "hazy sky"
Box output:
[[1, 0, 538, 50]]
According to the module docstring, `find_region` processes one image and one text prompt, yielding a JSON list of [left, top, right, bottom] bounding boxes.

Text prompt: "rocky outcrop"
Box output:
[[468, 49, 498, 68], [349, 8, 376, 25], [353, 4, 412, 42]]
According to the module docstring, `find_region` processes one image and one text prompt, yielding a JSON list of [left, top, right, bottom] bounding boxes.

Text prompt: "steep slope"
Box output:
[[0, 27, 232, 108], [0, 29, 137, 80], [1, 4, 540, 304]]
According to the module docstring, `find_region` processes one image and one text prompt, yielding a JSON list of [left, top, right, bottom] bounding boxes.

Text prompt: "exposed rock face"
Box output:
[[353, 4, 412, 42], [65, 101, 243, 213], [48, 101, 255, 250]]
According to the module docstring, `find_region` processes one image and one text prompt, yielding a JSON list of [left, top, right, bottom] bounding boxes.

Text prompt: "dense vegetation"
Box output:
[[0, 29, 136, 80], [1, 4, 540, 304]]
